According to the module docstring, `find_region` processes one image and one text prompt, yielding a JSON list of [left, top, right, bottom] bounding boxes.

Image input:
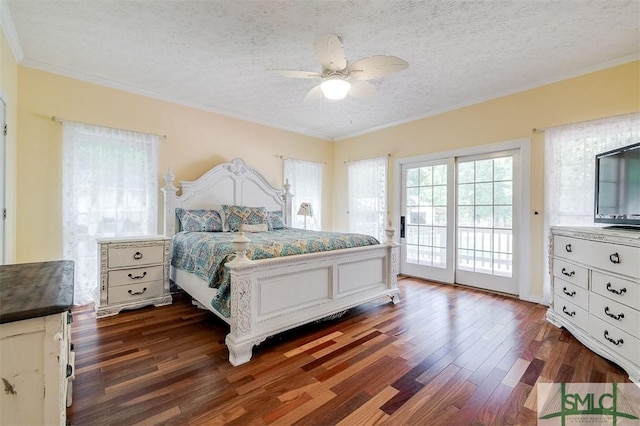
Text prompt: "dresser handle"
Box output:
[[128, 287, 147, 296], [609, 252, 620, 264], [606, 283, 627, 295], [604, 306, 624, 321], [133, 251, 143, 260], [562, 287, 576, 297], [128, 271, 147, 280], [561, 268, 575, 277], [562, 306, 575, 317], [565, 244, 572, 253], [604, 330, 623, 346]]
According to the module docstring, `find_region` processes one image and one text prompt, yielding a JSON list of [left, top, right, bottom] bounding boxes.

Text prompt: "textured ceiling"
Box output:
[[2, 0, 639, 140]]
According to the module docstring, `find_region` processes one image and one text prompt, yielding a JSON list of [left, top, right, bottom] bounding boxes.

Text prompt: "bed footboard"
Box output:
[[225, 231, 400, 366]]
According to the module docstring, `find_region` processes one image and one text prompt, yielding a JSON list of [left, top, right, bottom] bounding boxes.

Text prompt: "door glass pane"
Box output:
[[405, 164, 448, 268], [457, 156, 513, 277]]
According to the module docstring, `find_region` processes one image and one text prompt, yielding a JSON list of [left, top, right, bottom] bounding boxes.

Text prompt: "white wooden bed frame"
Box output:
[[162, 158, 400, 366]]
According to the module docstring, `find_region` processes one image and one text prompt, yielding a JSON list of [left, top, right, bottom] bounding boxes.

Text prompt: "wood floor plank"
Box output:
[[66, 278, 632, 425]]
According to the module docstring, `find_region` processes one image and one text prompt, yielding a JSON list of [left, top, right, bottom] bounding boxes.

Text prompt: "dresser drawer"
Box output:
[[108, 280, 164, 304], [552, 259, 588, 289], [553, 295, 589, 331], [589, 315, 640, 365], [591, 270, 640, 310], [555, 235, 639, 278], [108, 244, 164, 268], [108, 265, 163, 287], [553, 277, 589, 309], [590, 292, 640, 337]]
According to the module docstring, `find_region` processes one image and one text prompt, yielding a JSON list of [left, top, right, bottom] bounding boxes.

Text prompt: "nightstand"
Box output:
[[96, 235, 172, 318]]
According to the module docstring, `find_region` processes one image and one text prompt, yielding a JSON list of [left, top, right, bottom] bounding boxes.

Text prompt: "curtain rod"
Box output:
[[344, 153, 391, 164], [278, 155, 327, 165], [51, 116, 167, 139], [532, 112, 639, 134]]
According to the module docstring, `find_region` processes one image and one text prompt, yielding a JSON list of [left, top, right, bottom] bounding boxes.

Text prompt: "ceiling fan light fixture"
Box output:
[[320, 78, 351, 100]]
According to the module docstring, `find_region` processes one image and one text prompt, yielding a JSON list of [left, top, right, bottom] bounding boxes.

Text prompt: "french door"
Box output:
[[400, 149, 520, 295]]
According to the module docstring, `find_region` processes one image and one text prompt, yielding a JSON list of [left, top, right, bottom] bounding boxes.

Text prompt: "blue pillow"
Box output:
[[267, 210, 287, 230], [176, 208, 223, 232]]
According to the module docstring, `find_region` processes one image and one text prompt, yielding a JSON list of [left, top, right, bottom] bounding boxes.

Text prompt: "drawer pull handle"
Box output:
[[561, 268, 575, 277], [133, 251, 143, 260], [562, 287, 576, 297], [606, 283, 627, 295], [604, 306, 624, 321], [565, 244, 572, 253], [609, 252, 620, 264], [604, 330, 623, 346], [562, 306, 575, 317], [128, 271, 147, 280], [128, 287, 147, 296]]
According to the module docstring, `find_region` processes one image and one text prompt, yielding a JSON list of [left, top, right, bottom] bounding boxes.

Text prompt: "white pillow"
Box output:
[[242, 223, 268, 233]]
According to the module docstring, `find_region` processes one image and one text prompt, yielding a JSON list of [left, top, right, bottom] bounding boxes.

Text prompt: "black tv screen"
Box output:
[[594, 142, 640, 227]]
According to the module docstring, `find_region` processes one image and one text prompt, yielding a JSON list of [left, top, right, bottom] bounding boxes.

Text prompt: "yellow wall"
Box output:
[[333, 61, 640, 299], [0, 28, 18, 263], [16, 67, 333, 261], [12, 51, 640, 300]]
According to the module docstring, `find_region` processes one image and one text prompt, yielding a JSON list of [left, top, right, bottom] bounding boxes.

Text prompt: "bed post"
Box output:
[[282, 179, 293, 226], [162, 167, 178, 237], [225, 232, 262, 366], [386, 223, 401, 304]]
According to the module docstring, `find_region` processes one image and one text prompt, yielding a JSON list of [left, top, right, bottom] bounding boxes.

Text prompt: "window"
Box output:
[[62, 122, 159, 305], [348, 156, 387, 241], [283, 158, 323, 230]]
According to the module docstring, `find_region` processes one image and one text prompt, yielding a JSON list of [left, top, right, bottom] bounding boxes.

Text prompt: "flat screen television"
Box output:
[[594, 142, 640, 228]]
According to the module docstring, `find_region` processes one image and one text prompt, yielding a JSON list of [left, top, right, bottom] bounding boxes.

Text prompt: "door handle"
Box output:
[[400, 216, 405, 238]]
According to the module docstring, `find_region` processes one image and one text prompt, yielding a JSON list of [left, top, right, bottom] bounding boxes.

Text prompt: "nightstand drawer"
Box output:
[[108, 280, 164, 304], [108, 245, 164, 268], [108, 265, 163, 287]]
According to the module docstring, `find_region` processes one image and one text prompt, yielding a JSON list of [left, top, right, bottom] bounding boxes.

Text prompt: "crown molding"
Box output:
[[0, 0, 24, 62]]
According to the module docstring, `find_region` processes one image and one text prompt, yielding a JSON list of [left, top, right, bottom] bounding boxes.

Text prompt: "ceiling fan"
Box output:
[[270, 33, 409, 101]]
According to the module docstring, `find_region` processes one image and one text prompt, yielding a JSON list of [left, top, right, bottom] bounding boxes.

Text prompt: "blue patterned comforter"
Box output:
[[171, 228, 380, 317]]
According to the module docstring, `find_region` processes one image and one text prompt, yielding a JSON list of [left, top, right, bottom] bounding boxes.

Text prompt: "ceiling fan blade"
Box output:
[[349, 81, 376, 99], [269, 69, 322, 79], [314, 33, 347, 71], [303, 85, 324, 102], [347, 55, 409, 80]]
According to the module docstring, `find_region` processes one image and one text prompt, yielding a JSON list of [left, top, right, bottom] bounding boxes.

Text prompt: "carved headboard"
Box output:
[[162, 158, 292, 237]]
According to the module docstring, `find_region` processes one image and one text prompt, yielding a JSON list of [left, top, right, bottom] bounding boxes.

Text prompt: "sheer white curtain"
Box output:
[[543, 112, 640, 299], [348, 156, 388, 241], [283, 159, 323, 230], [63, 122, 159, 305]]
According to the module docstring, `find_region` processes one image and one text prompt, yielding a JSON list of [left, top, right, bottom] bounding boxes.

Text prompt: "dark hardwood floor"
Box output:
[[67, 277, 631, 425]]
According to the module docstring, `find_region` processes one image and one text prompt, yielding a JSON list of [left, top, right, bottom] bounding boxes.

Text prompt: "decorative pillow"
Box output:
[[267, 210, 287, 230], [242, 223, 268, 233], [221, 205, 268, 232], [176, 208, 223, 232]]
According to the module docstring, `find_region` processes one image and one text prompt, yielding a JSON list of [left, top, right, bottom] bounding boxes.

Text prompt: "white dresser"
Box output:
[[548, 226, 640, 384], [96, 235, 172, 318]]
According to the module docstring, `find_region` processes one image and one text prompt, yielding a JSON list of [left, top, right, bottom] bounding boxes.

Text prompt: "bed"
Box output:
[[162, 158, 400, 366]]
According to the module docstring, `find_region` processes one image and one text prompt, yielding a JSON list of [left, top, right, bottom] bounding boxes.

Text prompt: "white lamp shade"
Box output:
[[297, 202, 313, 217], [320, 79, 351, 100]]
